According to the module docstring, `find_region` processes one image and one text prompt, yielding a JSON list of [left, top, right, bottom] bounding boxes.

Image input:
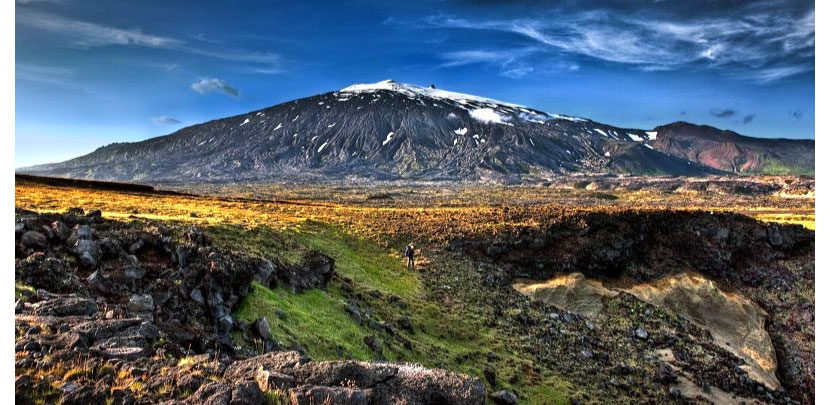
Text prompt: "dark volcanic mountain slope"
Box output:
[[647, 122, 815, 175], [21, 80, 809, 183]]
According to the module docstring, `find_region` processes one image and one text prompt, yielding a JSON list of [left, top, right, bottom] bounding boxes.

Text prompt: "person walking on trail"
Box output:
[[404, 244, 415, 270]]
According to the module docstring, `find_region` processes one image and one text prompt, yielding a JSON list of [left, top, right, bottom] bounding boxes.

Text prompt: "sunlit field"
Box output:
[[14, 178, 815, 243]]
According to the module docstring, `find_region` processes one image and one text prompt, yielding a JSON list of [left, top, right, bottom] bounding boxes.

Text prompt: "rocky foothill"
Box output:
[[449, 210, 813, 404], [14, 207, 484, 404]]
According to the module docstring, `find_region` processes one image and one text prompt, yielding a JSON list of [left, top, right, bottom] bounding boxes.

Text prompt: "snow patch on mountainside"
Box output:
[[470, 108, 511, 125]]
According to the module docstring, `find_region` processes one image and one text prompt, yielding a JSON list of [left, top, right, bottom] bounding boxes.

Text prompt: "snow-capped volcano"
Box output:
[[19, 80, 813, 183], [340, 79, 584, 125]]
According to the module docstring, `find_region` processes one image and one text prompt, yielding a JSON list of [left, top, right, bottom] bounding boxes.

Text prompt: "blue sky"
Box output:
[[16, 0, 815, 167]]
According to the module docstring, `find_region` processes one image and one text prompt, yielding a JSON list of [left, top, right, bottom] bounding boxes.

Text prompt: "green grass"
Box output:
[[228, 222, 573, 404], [236, 282, 374, 360], [286, 222, 420, 299], [748, 158, 815, 176]]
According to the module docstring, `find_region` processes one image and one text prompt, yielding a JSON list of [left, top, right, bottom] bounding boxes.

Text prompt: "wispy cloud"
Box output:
[[501, 67, 534, 79], [17, 9, 181, 48], [420, 3, 814, 82], [742, 114, 755, 124], [440, 49, 520, 68], [191, 78, 240, 97], [710, 108, 736, 118], [151, 116, 181, 125], [438, 47, 575, 78], [16, 9, 283, 73], [16, 62, 83, 88]]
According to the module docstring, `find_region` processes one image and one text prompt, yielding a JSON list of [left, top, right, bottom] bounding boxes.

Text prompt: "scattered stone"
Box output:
[[634, 327, 648, 340], [190, 289, 206, 305], [51, 220, 70, 241], [363, 335, 383, 355], [218, 314, 234, 334], [128, 239, 144, 254], [73, 239, 100, 269], [66, 224, 93, 247], [254, 259, 276, 286], [123, 266, 146, 279], [767, 226, 784, 246], [176, 245, 192, 268], [21, 231, 47, 249], [127, 294, 154, 314], [669, 386, 682, 398], [490, 389, 519, 405], [230, 381, 264, 405], [397, 316, 414, 333], [254, 317, 271, 340]]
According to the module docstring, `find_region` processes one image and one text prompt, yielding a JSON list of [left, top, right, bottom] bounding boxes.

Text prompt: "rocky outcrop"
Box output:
[[14, 208, 341, 353], [515, 272, 780, 390], [14, 208, 483, 404], [478, 210, 813, 403]]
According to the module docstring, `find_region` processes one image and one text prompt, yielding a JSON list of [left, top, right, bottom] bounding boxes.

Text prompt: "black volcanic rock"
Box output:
[[19, 80, 812, 182]]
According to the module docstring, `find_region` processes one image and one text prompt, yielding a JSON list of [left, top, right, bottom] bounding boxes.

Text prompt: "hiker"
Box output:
[[404, 244, 415, 269]]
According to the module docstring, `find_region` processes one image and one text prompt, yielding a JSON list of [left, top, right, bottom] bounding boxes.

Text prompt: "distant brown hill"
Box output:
[[649, 122, 814, 175]]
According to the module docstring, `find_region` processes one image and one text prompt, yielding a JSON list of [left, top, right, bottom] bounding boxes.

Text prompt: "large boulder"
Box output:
[[224, 351, 308, 383], [73, 239, 101, 269], [127, 294, 154, 314], [21, 231, 47, 249], [289, 385, 367, 405], [31, 294, 97, 317], [66, 224, 93, 247], [229, 381, 264, 405], [254, 317, 271, 340], [51, 221, 70, 241], [188, 382, 232, 405], [279, 252, 334, 292]]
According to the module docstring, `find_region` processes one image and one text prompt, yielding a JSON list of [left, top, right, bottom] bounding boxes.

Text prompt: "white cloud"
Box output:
[[500, 67, 534, 79], [190, 78, 240, 97], [16, 9, 283, 73], [422, 5, 814, 82], [439, 48, 543, 78], [17, 9, 181, 48]]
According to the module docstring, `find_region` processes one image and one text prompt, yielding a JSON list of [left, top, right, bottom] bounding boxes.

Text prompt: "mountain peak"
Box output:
[[339, 80, 527, 109]]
